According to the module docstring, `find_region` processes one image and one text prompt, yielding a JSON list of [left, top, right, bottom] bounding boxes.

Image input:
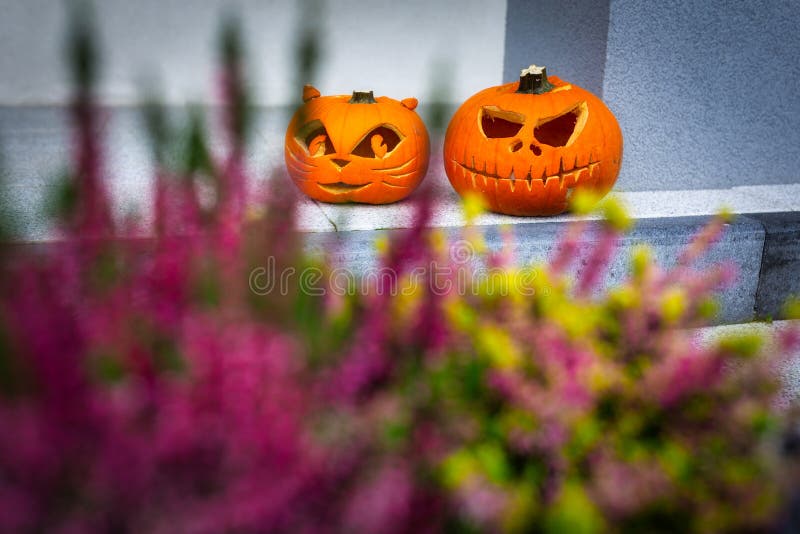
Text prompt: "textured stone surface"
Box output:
[[307, 215, 766, 325], [503, 0, 800, 192], [0, 107, 84, 240], [601, 1, 800, 191], [503, 0, 610, 96], [316, 182, 800, 233], [751, 212, 800, 319]]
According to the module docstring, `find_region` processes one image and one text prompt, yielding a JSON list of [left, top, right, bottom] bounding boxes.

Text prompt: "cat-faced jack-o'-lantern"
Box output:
[[444, 65, 623, 216], [285, 85, 430, 204]]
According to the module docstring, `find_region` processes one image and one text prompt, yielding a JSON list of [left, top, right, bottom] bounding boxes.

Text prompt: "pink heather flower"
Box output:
[[648, 350, 725, 407], [0, 13, 791, 533], [677, 216, 727, 268], [455, 477, 508, 528], [665, 216, 729, 286], [779, 326, 800, 353], [550, 219, 588, 273], [589, 454, 670, 518], [343, 462, 413, 533], [577, 226, 619, 296], [68, 95, 112, 240]]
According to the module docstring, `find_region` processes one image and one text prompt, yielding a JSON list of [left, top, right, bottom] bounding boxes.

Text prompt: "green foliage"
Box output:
[[545, 483, 604, 534], [783, 295, 800, 320], [294, 0, 324, 100], [66, 0, 99, 90], [46, 171, 80, 223], [717, 332, 764, 358]]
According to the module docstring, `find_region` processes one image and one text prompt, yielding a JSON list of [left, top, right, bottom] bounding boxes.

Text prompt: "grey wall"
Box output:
[[0, 0, 507, 106], [503, 0, 609, 96], [5, 0, 800, 190], [505, 0, 800, 191]]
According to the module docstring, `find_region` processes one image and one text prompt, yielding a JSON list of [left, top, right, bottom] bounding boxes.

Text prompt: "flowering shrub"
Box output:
[[1, 11, 798, 534]]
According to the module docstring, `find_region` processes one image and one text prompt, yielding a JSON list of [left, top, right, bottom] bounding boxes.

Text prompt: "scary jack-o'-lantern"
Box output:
[[285, 85, 430, 204], [443, 65, 622, 216]]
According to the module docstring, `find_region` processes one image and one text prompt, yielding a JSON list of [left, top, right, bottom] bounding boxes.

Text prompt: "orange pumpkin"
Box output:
[[285, 85, 430, 204], [443, 65, 623, 216]]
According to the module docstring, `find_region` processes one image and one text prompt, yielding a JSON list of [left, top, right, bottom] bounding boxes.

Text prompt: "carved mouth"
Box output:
[[316, 182, 371, 194], [456, 157, 600, 191]]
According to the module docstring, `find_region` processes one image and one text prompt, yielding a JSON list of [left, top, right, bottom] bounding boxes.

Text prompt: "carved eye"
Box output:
[[479, 106, 525, 138], [296, 119, 335, 156], [352, 125, 402, 158], [534, 103, 587, 147]]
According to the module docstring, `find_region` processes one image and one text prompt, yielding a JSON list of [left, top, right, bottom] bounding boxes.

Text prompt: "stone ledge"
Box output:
[[307, 215, 766, 325], [751, 212, 800, 320], [315, 183, 800, 234]]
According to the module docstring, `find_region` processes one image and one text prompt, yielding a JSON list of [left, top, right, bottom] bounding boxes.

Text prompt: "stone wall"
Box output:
[[504, 0, 800, 191]]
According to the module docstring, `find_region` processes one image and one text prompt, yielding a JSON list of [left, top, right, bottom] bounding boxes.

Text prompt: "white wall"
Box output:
[[0, 0, 507, 106]]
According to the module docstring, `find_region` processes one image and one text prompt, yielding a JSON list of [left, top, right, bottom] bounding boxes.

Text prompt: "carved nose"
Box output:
[[331, 158, 350, 170]]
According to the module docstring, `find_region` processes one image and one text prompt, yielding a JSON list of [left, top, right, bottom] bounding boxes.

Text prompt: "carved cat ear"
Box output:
[[401, 97, 418, 111], [303, 85, 321, 102]]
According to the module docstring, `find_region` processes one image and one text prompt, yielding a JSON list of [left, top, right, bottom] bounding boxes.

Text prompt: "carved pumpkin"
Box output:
[[285, 85, 430, 204], [443, 65, 623, 216]]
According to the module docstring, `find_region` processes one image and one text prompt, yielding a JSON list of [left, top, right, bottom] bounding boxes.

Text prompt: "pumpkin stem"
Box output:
[[516, 64, 554, 95], [348, 90, 377, 104]]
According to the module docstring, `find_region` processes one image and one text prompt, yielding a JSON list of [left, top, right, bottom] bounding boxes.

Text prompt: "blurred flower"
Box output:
[[0, 6, 797, 533]]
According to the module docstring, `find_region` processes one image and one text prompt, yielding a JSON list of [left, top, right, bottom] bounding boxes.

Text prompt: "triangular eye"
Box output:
[[534, 103, 587, 147], [480, 106, 525, 138], [296, 119, 335, 156], [352, 125, 402, 158]]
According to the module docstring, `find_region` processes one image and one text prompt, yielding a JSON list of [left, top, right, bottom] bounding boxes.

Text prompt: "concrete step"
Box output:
[[307, 210, 800, 325]]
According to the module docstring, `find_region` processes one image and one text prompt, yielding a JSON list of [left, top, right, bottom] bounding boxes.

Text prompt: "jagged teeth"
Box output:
[[456, 160, 599, 195]]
